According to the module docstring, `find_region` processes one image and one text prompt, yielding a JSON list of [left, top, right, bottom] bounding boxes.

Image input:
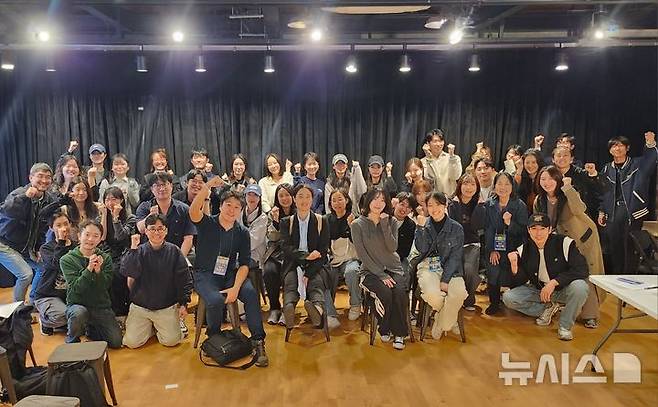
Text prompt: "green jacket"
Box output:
[[60, 246, 113, 309]]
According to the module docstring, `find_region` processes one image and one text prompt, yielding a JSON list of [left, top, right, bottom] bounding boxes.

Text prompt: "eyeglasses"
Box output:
[[146, 227, 166, 233], [152, 183, 170, 190]]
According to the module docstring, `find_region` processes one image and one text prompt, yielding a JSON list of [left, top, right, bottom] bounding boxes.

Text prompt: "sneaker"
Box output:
[[267, 310, 281, 325], [484, 305, 500, 315], [451, 323, 461, 336], [558, 326, 573, 341], [277, 313, 286, 326], [536, 302, 561, 326], [40, 323, 54, 336], [583, 318, 598, 329], [393, 336, 405, 350], [327, 316, 341, 330], [463, 306, 476, 312], [283, 303, 296, 329], [304, 300, 323, 328], [380, 334, 393, 343], [179, 319, 189, 337], [115, 316, 127, 331], [431, 318, 442, 340], [253, 340, 269, 367], [348, 306, 362, 321]]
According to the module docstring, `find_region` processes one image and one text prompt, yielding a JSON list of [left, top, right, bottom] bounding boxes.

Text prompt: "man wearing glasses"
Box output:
[[121, 213, 192, 348], [0, 163, 56, 302], [135, 173, 196, 257]]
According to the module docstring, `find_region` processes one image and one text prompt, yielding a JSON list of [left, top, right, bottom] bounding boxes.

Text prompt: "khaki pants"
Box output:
[[417, 259, 468, 333], [123, 303, 182, 348]]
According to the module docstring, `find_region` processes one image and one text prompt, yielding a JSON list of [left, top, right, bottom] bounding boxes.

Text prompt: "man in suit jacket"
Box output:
[[502, 213, 590, 341]]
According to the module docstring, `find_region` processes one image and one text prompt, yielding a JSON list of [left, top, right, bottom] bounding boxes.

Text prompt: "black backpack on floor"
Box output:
[[199, 329, 256, 370], [46, 361, 109, 407]]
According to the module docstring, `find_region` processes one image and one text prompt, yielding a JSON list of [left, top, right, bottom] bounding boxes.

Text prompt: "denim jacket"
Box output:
[[413, 217, 464, 283]]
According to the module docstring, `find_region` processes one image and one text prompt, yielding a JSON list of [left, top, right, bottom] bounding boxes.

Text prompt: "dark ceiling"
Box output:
[[0, 1, 656, 50]]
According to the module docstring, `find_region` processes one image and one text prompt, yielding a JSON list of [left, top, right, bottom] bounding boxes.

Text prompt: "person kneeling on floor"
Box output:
[[120, 213, 193, 348], [503, 213, 589, 341], [60, 219, 123, 348], [413, 192, 468, 340]]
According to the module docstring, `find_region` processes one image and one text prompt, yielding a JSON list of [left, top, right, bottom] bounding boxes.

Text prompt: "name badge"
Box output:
[[494, 233, 507, 251], [428, 256, 443, 274], [213, 256, 230, 276]]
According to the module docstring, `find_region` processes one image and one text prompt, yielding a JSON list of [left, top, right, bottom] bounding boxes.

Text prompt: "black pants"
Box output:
[[263, 259, 283, 310], [110, 261, 129, 317], [282, 261, 325, 307], [604, 204, 643, 274], [362, 272, 408, 337]]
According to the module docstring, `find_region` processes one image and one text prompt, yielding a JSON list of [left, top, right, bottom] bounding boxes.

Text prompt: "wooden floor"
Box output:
[[1, 287, 656, 407]]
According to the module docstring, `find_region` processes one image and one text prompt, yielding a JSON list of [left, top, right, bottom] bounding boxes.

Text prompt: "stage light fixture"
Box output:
[[136, 54, 148, 73], [594, 29, 605, 40], [468, 54, 480, 72], [172, 30, 185, 43], [45, 54, 56, 72], [345, 55, 357, 74], [1, 52, 15, 70], [310, 28, 323, 42], [195, 54, 206, 72], [554, 51, 568, 71], [36, 30, 50, 42], [424, 16, 447, 30], [399, 54, 411, 73], [264, 54, 275, 73]]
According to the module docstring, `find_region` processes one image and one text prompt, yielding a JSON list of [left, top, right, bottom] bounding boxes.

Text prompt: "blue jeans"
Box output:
[[502, 280, 589, 329], [194, 270, 265, 340], [0, 242, 41, 302], [324, 259, 362, 317], [66, 304, 123, 348]]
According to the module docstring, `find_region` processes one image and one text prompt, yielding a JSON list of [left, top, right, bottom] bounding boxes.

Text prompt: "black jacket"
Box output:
[[35, 239, 73, 300], [511, 233, 589, 290], [564, 165, 606, 221], [280, 213, 330, 279], [447, 198, 485, 244], [0, 185, 56, 256]]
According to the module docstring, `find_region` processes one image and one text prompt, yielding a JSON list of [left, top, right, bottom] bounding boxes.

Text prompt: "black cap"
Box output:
[[528, 212, 551, 228]]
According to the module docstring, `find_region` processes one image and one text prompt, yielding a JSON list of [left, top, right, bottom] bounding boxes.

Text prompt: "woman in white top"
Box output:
[[258, 153, 293, 213]]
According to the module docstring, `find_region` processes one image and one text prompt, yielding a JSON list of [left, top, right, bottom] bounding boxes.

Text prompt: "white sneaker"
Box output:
[[267, 310, 281, 325], [327, 316, 341, 330], [450, 323, 461, 336], [536, 302, 561, 326], [380, 334, 393, 343], [348, 306, 362, 321], [431, 318, 442, 340], [558, 326, 573, 341], [393, 336, 405, 350]]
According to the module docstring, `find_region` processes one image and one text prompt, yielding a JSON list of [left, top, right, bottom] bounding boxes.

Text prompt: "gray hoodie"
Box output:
[[350, 215, 403, 280]]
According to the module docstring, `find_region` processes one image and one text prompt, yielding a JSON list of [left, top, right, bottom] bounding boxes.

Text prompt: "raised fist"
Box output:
[[447, 144, 455, 156], [130, 234, 141, 249], [584, 163, 597, 177], [68, 140, 79, 153], [502, 211, 512, 226]]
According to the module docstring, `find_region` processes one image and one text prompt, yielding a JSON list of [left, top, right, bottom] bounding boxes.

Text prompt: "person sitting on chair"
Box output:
[[60, 219, 122, 348], [33, 211, 74, 335], [280, 184, 330, 330], [189, 177, 269, 367], [120, 213, 192, 348], [413, 192, 468, 340], [503, 213, 590, 341]]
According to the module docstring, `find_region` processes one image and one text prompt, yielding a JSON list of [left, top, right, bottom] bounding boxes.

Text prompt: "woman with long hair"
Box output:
[[221, 153, 256, 192], [324, 153, 367, 215], [258, 153, 294, 213], [139, 148, 179, 203], [534, 165, 605, 329], [515, 149, 546, 214]]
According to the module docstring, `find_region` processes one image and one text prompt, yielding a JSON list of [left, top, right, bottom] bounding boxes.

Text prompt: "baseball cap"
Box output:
[[368, 155, 384, 167], [244, 184, 262, 196], [332, 154, 348, 166], [89, 144, 106, 155], [528, 213, 551, 228]]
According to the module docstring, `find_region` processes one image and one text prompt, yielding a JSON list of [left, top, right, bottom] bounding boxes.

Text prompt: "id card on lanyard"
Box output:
[[213, 228, 234, 276], [428, 256, 443, 274], [494, 234, 507, 251]]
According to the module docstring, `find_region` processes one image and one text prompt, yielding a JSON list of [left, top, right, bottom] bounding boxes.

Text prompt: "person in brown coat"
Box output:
[[534, 165, 605, 329]]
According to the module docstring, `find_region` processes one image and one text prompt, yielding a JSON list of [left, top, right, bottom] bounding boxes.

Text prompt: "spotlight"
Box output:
[[195, 54, 206, 72], [45, 54, 56, 72], [310, 28, 323, 42], [287, 16, 307, 29], [172, 30, 185, 43], [1, 52, 15, 70], [399, 54, 411, 73], [137, 106, 145, 111], [449, 28, 463, 45], [554, 51, 568, 71], [136, 54, 148, 73], [36, 30, 50, 42], [424, 16, 447, 30], [593, 28, 605, 40], [345, 55, 357, 74], [264, 54, 275, 73], [468, 54, 480, 72]]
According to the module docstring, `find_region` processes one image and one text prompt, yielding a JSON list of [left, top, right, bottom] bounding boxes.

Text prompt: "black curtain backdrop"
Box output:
[[0, 47, 656, 201]]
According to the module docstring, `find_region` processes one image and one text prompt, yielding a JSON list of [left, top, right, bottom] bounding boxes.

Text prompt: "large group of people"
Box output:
[[0, 129, 655, 365]]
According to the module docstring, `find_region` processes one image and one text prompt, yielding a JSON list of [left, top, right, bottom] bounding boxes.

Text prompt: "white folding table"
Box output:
[[589, 275, 658, 356]]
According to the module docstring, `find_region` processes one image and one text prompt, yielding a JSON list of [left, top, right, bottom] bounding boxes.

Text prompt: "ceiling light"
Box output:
[[593, 28, 605, 40], [45, 54, 56, 72], [1, 52, 15, 70], [555, 51, 568, 71], [345, 55, 357, 74], [449, 28, 463, 45], [172, 30, 185, 43], [468, 54, 480, 72], [136, 54, 148, 72], [399, 54, 411, 73], [424, 16, 448, 30], [264, 54, 275, 73], [287, 17, 307, 29], [36, 30, 50, 42], [310, 28, 323, 42], [195, 54, 206, 72]]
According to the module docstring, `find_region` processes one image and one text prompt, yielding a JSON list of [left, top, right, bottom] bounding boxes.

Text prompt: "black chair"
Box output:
[[193, 297, 240, 349], [361, 290, 415, 346], [284, 304, 330, 343]]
